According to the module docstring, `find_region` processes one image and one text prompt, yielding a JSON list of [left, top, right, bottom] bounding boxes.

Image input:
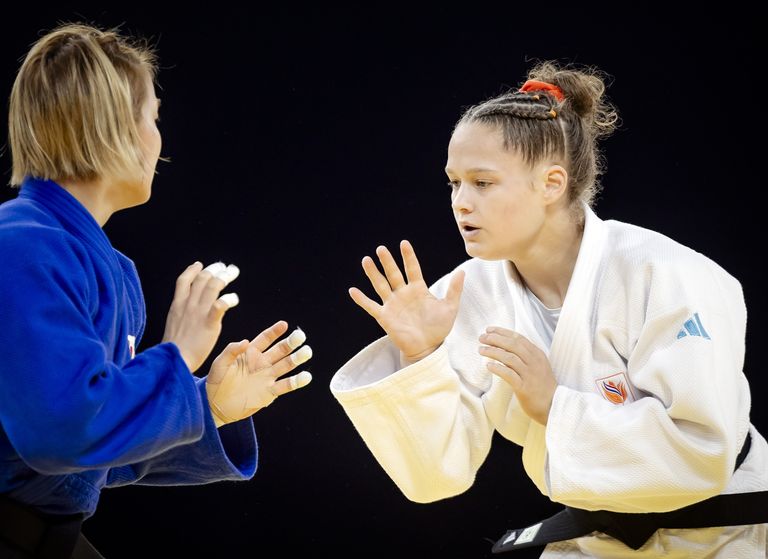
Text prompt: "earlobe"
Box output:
[[542, 165, 568, 204]]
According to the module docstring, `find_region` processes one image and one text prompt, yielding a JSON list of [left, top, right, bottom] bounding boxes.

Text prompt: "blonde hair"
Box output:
[[457, 61, 619, 210], [8, 23, 158, 186]]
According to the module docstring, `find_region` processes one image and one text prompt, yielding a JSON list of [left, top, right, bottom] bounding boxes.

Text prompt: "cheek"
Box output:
[[141, 124, 161, 159], [494, 191, 538, 233], [152, 128, 162, 156]]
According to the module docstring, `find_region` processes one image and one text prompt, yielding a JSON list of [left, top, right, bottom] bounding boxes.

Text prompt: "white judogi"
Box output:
[[330, 206, 768, 557]]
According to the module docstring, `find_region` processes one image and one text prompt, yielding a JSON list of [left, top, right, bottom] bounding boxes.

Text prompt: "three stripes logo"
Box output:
[[676, 312, 710, 340], [595, 372, 635, 405]]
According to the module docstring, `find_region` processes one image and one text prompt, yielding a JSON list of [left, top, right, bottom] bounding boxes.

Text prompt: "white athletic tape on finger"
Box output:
[[291, 345, 312, 366], [216, 264, 240, 285], [204, 262, 226, 276], [290, 371, 312, 390], [287, 328, 306, 350], [219, 293, 239, 308]]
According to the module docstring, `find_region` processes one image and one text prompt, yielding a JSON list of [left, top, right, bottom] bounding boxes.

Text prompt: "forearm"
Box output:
[[332, 339, 493, 503], [107, 378, 257, 487]]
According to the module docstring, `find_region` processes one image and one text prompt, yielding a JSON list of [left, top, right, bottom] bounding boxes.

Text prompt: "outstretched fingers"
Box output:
[[270, 371, 313, 398], [269, 345, 313, 379], [362, 255, 393, 301], [348, 287, 383, 318], [375, 245, 406, 290], [250, 321, 290, 353], [400, 240, 423, 283], [262, 326, 306, 364]]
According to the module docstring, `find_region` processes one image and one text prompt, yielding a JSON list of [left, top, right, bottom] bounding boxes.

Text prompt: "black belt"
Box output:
[[493, 432, 768, 553], [0, 494, 84, 559]]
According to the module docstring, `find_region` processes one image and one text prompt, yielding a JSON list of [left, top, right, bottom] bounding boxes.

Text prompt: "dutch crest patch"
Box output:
[[595, 372, 635, 405]]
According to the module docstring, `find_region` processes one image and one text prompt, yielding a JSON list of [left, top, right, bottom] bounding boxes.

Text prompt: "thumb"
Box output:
[[445, 270, 465, 305]]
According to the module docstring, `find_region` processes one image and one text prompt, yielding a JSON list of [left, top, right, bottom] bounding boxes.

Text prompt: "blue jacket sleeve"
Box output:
[[106, 378, 258, 487], [0, 230, 205, 474]]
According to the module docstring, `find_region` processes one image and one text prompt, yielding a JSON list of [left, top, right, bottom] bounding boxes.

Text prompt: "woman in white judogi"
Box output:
[[329, 61, 768, 558]]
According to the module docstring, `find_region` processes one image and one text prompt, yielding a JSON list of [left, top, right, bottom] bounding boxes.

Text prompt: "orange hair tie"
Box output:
[[519, 79, 565, 102]]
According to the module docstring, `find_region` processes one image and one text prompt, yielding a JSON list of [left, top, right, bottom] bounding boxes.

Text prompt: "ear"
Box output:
[[541, 164, 568, 205]]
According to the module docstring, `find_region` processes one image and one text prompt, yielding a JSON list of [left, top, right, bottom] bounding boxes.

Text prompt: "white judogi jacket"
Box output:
[[330, 207, 768, 558]]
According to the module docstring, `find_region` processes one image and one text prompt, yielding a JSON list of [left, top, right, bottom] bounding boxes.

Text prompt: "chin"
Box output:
[[464, 243, 506, 261], [463, 243, 488, 260]]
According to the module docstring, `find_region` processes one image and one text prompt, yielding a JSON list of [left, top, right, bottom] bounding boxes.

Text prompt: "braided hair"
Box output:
[[456, 61, 619, 210]]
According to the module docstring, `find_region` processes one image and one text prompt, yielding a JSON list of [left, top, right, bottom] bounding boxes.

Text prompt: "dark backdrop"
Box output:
[[1, 8, 762, 558]]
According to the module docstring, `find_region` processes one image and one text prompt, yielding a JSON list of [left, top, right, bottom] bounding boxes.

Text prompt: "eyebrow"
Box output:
[[444, 167, 499, 174]]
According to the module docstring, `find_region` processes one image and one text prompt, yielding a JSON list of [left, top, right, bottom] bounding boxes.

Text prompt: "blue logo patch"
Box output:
[[676, 312, 710, 340]]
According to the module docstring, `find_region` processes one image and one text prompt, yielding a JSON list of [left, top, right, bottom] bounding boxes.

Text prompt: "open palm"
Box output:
[[206, 321, 312, 425], [349, 240, 464, 362]]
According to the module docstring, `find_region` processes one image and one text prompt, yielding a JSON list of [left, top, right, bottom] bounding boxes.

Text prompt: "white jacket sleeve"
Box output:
[[330, 339, 494, 503], [545, 264, 750, 513]]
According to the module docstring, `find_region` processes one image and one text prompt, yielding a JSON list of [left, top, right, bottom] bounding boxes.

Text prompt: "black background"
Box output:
[[1, 7, 763, 558]]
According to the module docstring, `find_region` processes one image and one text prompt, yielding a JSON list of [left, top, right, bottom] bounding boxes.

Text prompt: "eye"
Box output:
[[475, 180, 491, 189], [446, 179, 460, 190]]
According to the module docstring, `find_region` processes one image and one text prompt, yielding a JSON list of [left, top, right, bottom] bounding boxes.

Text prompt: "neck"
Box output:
[[56, 177, 115, 227], [511, 207, 584, 309]]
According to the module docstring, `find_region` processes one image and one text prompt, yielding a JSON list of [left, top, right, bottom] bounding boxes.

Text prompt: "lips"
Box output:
[[459, 222, 481, 240]]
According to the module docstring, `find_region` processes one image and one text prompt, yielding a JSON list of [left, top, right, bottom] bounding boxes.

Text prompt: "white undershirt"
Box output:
[[522, 286, 561, 348]]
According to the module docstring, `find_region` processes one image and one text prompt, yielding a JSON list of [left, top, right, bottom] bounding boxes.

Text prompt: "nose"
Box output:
[[451, 183, 473, 214]]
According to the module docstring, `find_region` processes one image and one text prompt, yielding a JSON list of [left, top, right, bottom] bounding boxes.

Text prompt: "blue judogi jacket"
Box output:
[[0, 178, 257, 517]]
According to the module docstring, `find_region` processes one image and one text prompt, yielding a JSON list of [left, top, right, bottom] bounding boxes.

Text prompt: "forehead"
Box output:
[[447, 122, 524, 170]]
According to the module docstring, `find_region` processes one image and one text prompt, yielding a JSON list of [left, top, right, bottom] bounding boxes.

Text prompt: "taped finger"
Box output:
[[270, 371, 313, 398], [291, 345, 313, 366], [263, 327, 306, 363], [289, 371, 313, 390], [215, 264, 240, 286], [204, 261, 227, 276], [218, 293, 240, 309], [268, 345, 313, 378], [286, 328, 306, 350]]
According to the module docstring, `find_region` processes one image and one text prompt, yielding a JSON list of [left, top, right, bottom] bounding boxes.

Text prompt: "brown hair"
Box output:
[[8, 23, 158, 186], [456, 61, 619, 210]]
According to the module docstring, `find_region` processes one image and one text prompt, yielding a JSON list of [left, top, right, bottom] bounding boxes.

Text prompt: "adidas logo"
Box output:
[[676, 312, 710, 340]]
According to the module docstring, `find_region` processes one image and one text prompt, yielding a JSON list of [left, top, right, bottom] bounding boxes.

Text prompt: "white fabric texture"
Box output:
[[330, 206, 768, 557], [522, 285, 561, 349]]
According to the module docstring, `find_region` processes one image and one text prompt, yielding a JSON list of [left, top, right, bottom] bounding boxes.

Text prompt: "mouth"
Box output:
[[460, 223, 480, 233]]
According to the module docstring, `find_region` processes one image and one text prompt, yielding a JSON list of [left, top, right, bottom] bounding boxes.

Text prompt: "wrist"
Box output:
[[209, 400, 234, 428], [536, 384, 558, 426], [169, 343, 195, 374], [401, 344, 440, 366]]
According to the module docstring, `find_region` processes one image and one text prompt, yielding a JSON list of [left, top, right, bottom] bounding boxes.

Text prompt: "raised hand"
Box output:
[[162, 261, 241, 373], [205, 320, 312, 427], [478, 327, 557, 425], [349, 240, 464, 363]]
